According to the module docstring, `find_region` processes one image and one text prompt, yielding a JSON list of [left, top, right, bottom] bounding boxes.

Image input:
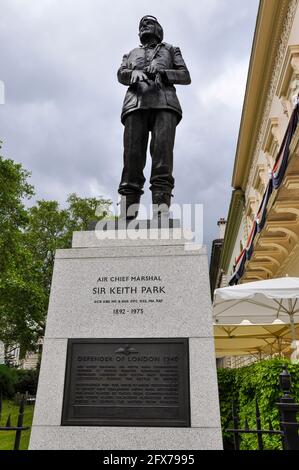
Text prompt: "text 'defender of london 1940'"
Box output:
[[61, 338, 190, 427]]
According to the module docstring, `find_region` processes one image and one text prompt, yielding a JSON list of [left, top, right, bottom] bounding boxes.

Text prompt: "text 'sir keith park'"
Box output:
[[117, 15, 191, 220]]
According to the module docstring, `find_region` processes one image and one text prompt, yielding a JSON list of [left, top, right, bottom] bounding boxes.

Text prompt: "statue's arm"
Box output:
[[164, 47, 191, 85], [117, 54, 132, 86]]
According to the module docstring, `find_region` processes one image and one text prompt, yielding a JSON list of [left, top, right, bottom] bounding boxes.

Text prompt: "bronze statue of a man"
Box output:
[[118, 15, 191, 219]]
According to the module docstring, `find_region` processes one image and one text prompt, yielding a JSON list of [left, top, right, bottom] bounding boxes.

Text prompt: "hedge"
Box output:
[[217, 358, 299, 450], [0, 365, 39, 398]]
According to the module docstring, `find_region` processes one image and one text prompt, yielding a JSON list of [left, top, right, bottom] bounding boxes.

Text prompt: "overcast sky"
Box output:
[[0, 0, 259, 249]]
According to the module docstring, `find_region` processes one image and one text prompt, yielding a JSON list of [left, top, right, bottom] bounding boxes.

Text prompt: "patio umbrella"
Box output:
[[213, 277, 299, 359], [214, 322, 299, 358]]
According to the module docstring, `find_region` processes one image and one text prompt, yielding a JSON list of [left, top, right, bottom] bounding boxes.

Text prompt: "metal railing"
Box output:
[[0, 393, 30, 450]]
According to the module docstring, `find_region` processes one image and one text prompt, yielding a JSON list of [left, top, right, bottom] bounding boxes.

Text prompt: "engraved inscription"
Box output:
[[91, 274, 167, 313], [61, 339, 190, 427], [74, 362, 179, 406]]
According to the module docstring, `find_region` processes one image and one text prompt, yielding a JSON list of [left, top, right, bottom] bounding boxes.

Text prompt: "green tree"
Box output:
[[0, 148, 36, 358], [66, 192, 112, 236], [0, 147, 34, 272]]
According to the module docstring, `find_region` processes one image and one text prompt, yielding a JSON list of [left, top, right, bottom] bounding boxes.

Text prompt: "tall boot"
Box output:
[[152, 192, 172, 219], [119, 194, 140, 220]]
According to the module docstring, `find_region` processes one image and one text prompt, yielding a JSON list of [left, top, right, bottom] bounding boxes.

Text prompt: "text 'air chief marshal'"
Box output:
[[117, 16, 191, 220]]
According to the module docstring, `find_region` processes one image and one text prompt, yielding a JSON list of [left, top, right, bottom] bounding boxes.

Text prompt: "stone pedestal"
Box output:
[[29, 226, 223, 449]]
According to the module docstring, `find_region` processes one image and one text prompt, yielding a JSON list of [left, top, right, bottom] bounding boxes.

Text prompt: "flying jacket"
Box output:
[[117, 42, 191, 124]]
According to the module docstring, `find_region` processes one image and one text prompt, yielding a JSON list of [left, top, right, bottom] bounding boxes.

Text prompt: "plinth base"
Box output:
[[30, 227, 222, 450]]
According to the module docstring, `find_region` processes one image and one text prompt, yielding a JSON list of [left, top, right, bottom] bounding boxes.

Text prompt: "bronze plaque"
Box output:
[[61, 338, 190, 427]]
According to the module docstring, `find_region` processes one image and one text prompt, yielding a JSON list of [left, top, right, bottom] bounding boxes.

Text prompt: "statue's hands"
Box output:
[[144, 64, 165, 76], [130, 70, 150, 84]]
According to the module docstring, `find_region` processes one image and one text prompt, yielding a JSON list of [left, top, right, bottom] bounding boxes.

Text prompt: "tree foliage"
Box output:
[[0, 153, 36, 356]]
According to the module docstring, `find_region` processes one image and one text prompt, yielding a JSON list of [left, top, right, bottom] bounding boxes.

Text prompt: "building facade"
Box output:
[[220, 0, 299, 286]]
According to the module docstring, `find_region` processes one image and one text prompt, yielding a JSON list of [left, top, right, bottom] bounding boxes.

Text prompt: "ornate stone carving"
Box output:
[[246, 0, 298, 201]]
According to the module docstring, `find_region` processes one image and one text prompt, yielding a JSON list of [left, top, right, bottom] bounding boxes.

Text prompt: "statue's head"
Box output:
[[139, 15, 163, 44]]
